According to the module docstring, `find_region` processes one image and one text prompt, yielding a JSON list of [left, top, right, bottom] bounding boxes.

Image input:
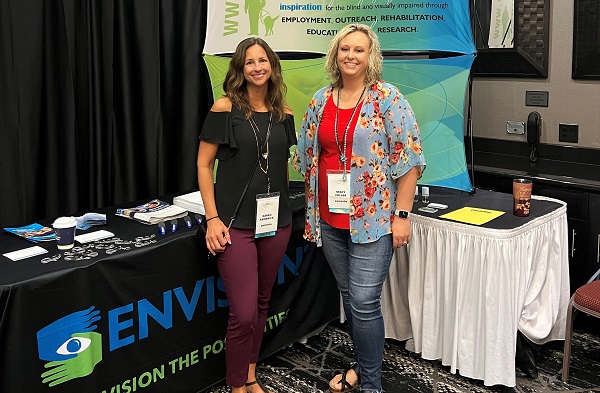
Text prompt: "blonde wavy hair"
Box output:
[[223, 37, 288, 122], [324, 24, 383, 88]]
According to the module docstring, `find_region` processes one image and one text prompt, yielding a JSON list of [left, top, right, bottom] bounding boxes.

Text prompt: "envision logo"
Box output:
[[34, 248, 303, 387], [36, 307, 102, 387]]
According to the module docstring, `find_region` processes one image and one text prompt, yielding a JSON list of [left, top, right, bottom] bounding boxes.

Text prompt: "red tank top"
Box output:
[[317, 94, 363, 229]]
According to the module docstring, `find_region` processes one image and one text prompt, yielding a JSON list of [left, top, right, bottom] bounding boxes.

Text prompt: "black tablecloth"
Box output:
[[0, 191, 339, 393]]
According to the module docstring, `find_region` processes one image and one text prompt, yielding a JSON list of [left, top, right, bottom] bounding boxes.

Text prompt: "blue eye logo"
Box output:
[[36, 307, 103, 387], [56, 336, 92, 355]]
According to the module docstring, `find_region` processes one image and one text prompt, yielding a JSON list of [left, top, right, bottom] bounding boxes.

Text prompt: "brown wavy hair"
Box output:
[[325, 24, 383, 88], [222, 37, 288, 121]]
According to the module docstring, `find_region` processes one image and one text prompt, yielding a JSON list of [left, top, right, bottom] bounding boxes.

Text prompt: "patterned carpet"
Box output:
[[201, 322, 600, 393]]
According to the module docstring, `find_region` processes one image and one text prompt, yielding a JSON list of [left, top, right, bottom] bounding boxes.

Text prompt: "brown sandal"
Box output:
[[245, 379, 273, 393], [329, 362, 360, 392]]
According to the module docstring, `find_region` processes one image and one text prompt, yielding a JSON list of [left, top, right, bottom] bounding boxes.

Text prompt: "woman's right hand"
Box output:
[[205, 218, 232, 255]]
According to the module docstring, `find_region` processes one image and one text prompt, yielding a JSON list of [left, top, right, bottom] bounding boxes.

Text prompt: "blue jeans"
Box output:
[[320, 221, 393, 393]]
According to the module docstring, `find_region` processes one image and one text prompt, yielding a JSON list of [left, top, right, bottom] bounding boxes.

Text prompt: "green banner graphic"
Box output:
[[204, 54, 474, 191], [204, 0, 475, 55], [383, 56, 474, 191]]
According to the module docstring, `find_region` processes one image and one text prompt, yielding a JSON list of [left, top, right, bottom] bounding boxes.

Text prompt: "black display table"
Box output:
[[0, 193, 339, 393]]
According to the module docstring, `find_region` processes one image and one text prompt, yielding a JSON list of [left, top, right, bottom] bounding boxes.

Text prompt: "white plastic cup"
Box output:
[[53, 216, 77, 250], [414, 186, 419, 202]]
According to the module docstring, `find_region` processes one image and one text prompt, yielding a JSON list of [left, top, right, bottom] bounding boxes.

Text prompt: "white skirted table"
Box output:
[[381, 190, 570, 387]]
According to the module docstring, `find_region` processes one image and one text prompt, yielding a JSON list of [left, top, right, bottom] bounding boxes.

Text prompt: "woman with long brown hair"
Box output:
[[197, 37, 296, 393]]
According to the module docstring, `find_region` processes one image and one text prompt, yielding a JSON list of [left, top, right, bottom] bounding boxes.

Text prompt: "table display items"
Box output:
[[421, 186, 430, 203], [75, 213, 107, 230], [115, 199, 188, 224], [513, 179, 533, 217], [52, 216, 77, 250], [172, 191, 205, 214], [3, 223, 56, 242]]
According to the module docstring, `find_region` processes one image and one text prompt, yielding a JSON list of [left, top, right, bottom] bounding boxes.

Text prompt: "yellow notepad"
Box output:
[[439, 207, 505, 225]]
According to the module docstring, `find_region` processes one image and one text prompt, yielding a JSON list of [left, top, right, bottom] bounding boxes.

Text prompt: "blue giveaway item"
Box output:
[[75, 213, 107, 230]]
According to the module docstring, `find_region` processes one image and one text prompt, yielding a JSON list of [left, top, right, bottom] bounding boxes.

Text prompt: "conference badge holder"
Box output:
[[255, 192, 279, 238], [327, 170, 350, 214]]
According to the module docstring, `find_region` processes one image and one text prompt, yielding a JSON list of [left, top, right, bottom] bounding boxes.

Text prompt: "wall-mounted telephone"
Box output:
[[527, 111, 541, 146], [527, 111, 541, 162]]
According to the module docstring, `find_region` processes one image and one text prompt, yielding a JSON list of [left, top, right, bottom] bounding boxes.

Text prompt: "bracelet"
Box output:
[[206, 216, 219, 222]]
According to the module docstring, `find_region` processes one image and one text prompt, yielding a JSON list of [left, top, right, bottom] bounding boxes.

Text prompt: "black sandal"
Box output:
[[329, 362, 360, 392], [245, 379, 272, 393]]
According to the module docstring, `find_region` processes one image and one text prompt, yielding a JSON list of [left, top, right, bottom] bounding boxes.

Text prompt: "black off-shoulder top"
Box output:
[[200, 106, 297, 229]]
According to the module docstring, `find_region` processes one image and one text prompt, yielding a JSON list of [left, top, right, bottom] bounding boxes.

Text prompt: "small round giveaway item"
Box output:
[[52, 216, 77, 250]]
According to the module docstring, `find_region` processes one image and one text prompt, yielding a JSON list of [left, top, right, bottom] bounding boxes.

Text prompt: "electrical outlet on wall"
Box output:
[[559, 124, 578, 143], [506, 121, 525, 135]]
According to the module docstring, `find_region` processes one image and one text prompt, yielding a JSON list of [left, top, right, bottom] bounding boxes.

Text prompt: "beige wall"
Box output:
[[471, 1, 600, 149]]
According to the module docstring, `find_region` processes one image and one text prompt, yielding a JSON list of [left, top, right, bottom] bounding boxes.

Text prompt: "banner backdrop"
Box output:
[[204, 54, 474, 191], [383, 56, 474, 191], [204, 0, 476, 55]]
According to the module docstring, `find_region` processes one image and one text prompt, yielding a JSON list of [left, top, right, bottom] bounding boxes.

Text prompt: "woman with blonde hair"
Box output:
[[293, 24, 425, 393]]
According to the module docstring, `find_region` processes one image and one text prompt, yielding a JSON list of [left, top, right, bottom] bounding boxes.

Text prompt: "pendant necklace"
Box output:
[[334, 86, 366, 180], [248, 112, 273, 191]]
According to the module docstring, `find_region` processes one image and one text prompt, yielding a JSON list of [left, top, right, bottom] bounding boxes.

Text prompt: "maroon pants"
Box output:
[[218, 224, 292, 387]]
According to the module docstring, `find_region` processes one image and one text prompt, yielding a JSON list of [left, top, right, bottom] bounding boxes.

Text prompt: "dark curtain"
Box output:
[[0, 0, 211, 227]]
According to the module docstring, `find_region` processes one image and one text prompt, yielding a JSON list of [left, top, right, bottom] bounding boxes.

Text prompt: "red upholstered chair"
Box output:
[[562, 272, 600, 382]]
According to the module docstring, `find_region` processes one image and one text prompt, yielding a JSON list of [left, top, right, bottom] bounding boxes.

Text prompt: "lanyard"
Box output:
[[248, 113, 272, 192], [334, 86, 366, 180]]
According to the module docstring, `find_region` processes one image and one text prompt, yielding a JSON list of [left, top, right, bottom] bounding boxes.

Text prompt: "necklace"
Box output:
[[248, 112, 272, 177], [334, 86, 366, 177]]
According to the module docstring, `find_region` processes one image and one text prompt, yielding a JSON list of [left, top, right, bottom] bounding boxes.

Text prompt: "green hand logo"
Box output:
[[40, 332, 102, 387]]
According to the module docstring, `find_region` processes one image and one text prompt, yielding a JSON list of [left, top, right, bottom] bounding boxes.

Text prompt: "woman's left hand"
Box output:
[[392, 217, 411, 248]]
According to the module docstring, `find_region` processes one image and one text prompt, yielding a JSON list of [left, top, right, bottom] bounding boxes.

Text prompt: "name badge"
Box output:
[[327, 171, 350, 214], [255, 192, 279, 238]]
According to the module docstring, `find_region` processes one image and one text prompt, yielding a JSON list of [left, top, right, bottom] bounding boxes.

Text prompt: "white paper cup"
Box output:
[[53, 216, 77, 250]]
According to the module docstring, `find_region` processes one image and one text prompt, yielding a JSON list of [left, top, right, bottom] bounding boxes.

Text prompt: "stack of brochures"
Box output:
[[3, 223, 56, 242], [116, 199, 188, 225], [172, 191, 205, 215]]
